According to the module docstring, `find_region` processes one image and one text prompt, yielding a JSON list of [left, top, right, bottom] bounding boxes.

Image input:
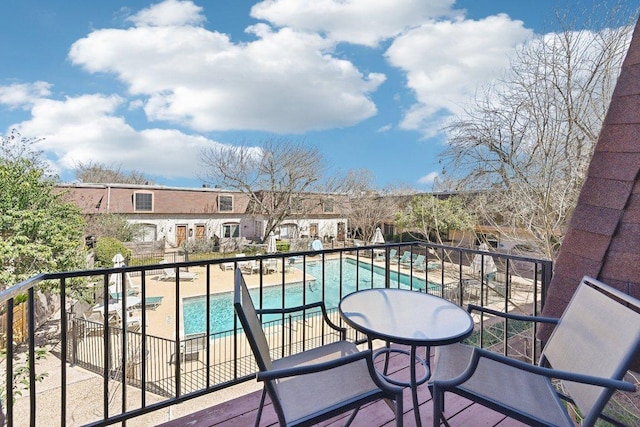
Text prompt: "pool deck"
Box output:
[[124, 260, 316, 340], [123, 255, 536, 341], [12, 256, 539, 426]]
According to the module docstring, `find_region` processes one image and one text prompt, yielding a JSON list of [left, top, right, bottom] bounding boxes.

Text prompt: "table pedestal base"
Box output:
[[373, 346, 429, 427]]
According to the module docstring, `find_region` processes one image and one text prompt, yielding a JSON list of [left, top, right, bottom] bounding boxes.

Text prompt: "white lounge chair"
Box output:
[[239, 259, 261, 275], [158, 266, 198, 281]]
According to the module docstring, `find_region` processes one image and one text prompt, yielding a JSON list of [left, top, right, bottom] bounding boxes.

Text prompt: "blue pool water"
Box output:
[[183, 258, 439, 335]]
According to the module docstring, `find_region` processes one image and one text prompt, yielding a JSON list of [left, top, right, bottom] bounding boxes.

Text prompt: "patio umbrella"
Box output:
[[371, 227, 385, 244], [471, 243, 497, 276], [109, 252, 133, 295], [266, 232, 277, 254]]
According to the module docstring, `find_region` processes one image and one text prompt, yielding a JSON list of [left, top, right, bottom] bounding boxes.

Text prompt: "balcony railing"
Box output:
[[0, 242, 552, 426]]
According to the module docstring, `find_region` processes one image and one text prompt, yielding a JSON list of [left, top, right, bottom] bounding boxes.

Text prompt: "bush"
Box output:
[[94, 237, 131, 268], [276, 241, 290, 252]]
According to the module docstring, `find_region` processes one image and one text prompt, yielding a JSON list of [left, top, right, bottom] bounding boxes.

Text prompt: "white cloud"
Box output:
[[12, 93, 225, 179], [250, 0, 460, 47], [376, 123, 392, 133], [127, 0, 206, 27], [0, 81, 52, 109], [68, 1, 385, 133], [385, 14, 532, 132], [418, 171, 439, 185]]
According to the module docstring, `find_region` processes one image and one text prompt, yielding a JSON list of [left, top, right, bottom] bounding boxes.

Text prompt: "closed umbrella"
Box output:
[[371, 227, 385, 244], [471, 243, 497, 277], [266, 232, 277, 254], [109, 252, 133, 295]]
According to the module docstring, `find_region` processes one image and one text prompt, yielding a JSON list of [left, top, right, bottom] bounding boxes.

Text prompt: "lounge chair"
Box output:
[[239, 259, 261, 275], [376, 248, 397, 262], [158, 266, 198, 281], [430, 276, 640, 427], [427, 261, 441, 271], [110, 294, 163, 310], [219, 261, 234, 271], [233, 269, 404, 427], [142, 296, 163, 310], [394, 251, 411, 265], [263, 258, 278, 274], [411, 254, 426, 270]]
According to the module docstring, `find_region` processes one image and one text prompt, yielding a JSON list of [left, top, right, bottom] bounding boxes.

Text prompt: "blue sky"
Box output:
[[0, 0, 633, 190]]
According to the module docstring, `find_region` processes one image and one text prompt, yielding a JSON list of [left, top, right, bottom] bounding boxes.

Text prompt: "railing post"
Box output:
[[288, 315, 293, 356], [384, 247, 391, 288], [6, 298, 14, 427]]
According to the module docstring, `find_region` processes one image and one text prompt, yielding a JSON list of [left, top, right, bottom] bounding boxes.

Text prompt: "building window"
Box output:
[[222, 223, 239, 238], [219, 195, 233, 212], [138, 224, 157, 242], [280, 223, 298, 239], [323, 199, 334, 213], [134, 192, 153, 212]]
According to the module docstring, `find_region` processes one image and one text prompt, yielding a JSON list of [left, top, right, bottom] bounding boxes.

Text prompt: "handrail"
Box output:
[[0, 241, 552, 426]]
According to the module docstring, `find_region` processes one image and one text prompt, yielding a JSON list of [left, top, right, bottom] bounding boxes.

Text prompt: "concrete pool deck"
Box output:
[[125, 254, 534, 341], [124, 260, 316, 340]]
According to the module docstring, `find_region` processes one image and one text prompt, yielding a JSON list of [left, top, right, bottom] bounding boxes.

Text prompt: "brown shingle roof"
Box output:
[[540, 17, 640, 340]]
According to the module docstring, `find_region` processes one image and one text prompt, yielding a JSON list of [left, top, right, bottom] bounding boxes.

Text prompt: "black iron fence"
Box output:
[[0, 242, 552, 426]]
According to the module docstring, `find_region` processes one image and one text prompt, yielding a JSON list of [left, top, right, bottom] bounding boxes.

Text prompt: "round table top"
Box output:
[[339, 288, 474, 346]]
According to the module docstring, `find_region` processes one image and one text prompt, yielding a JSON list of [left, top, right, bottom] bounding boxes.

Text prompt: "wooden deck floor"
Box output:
[[157, 346, 529, 427]]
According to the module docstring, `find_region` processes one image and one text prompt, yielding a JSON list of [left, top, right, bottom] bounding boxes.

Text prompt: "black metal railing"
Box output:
[[0, 242, 552, 426]]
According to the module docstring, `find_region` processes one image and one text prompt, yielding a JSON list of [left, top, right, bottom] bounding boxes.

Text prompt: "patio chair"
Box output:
[[143, 295, 163, 310], [394, 251, 411, 265], [263, 258, 278, 274], [430, 276, 640, 427], [382, 248, 398, 262], [411, 254, 426, 271], [233, 269, 404, 427], [171, 332, 208, 363], [158, 266, 198, 281], [240, 259, 261, 275]]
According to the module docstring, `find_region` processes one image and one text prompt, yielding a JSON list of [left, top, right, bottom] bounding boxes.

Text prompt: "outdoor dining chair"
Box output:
[[430, 276, 640, 426], [233, 268, 404, 427]]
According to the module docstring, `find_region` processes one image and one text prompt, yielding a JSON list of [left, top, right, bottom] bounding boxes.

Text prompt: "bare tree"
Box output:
[[339, 170, 401, 242], [440, 6, 635, 259], [200, 138, 324, 243], [74, 161, 152, 185]]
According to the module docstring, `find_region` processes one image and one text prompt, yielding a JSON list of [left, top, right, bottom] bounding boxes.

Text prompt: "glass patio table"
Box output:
[[339, 288, 474, 427]]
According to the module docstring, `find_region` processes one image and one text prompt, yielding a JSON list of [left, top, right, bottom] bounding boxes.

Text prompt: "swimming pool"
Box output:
[[182, 257, 440, 335]]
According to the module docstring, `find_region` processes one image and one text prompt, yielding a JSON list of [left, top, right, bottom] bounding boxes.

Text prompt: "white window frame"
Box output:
[[323, 199, 334, 213], [222, 223, 240, 238], [219, 195, 233, 212], [134, 191, 153, 212]]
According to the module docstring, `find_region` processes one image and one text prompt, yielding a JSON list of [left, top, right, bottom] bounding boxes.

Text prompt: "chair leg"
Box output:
[[396, 392, 404, 427], [343, 406, 361, 426], [255, 386, 267, 427], [432, 386, 452, 427]]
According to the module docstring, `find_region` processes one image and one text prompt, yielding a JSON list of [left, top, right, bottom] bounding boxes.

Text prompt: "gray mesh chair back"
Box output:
[[430, 276, 640, 427], [234, 269, 274, 372], [541, 278, 640, 424], [233, 268, 404, 427]]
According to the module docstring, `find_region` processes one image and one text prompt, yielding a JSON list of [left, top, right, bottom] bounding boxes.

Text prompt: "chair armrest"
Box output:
[[257, 301, 346, 338], [434, 347, 636, 393], [467, 304, 559, 325], [257, 349, 371, 381]]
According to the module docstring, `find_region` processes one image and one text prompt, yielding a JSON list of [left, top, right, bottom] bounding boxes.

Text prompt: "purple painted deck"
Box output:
[[158, 346, 530, 427]]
